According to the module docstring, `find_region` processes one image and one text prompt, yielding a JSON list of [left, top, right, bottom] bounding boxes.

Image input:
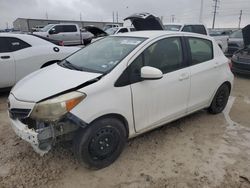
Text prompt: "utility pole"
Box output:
[[212, 0, 219, 29], [116, 11, 118, 23], [80, 12, 82, 21], [199, 0, 204, 23], [238, 10, 242, 29], [112, 11, 115, 23], [171, 15, 175, 23], [45, 11, 48, 20]]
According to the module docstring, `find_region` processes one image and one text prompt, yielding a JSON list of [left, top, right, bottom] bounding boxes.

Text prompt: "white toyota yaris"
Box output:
[[8, 30, 234, 169]]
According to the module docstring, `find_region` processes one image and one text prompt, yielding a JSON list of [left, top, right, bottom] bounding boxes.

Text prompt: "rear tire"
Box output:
[[73, 117, 126, 169], [208, 84, 230, 114]]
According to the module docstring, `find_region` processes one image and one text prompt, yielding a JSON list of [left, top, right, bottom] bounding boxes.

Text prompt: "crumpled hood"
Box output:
[[11, 64, 102, 102], [124, 12, 164, 31], [242, 25, 250, 47]]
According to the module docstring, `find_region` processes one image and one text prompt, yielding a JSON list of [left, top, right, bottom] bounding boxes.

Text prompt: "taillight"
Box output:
[[59, 41, 64, 46]]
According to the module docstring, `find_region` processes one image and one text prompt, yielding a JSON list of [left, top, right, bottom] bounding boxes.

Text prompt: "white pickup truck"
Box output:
[[33, 23, 94, 46], [164, 23, 228, 53]]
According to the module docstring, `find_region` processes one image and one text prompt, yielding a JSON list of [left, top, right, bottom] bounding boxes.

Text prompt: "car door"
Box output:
[[7, 37, 33, 83], [48, 25, 64, 42], [62, 25, 80, 45], [0, 37, 15, 88], [186, 37, 220, 112], [129, 37, 190, 132]]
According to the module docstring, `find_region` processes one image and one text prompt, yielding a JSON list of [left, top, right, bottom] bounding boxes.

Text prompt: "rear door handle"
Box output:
[[179, 73, 189, 81], [0, 56, 10, 59]]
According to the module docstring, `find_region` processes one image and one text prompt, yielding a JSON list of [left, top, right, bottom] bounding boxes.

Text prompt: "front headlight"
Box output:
[[30, 91, 86, 121]]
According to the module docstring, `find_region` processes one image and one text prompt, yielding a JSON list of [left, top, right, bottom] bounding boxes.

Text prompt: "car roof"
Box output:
[[0, 33, 53, 46], [113, 30, 213, 40], [164, 23, 206, 26]]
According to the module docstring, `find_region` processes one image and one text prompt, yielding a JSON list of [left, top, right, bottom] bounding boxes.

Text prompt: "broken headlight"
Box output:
[[30, 91, 86, 121]]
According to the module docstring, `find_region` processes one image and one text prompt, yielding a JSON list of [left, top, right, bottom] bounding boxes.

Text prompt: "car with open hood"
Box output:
[[231, 25, 250, 74], [226, 29, 244, 57]]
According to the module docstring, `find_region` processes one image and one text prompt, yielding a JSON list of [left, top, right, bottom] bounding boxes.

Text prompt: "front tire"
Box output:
[[73, 118, 126, 169], [208, 84, 230, 114]]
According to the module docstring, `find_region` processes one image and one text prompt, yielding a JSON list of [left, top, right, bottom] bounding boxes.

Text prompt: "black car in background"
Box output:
[[231, 25, 250, 75], [226, 30, 244, 57]]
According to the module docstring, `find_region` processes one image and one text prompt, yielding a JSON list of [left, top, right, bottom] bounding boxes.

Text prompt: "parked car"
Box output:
[[103, 24, 120, 31], [8, 23, 233, 169], [105, 27, 135, 35], [33, 23, 94, 46], [32, 25, 45, 32], [164, 23, 228, 53], [0, 33, 80, 89], [231, 25, 250, 74], [226, 29, 244, 57], [82, 26, 108, 44], [209, 30, 230, 52]]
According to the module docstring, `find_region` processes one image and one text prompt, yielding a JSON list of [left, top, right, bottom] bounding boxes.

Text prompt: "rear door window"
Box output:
[[0, 37, 11, 53], [63, 25, 77, 32], [187, 37, 213, 65]]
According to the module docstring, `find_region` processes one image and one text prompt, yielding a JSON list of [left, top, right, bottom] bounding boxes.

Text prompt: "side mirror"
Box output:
[[141, 66, 163, 80]]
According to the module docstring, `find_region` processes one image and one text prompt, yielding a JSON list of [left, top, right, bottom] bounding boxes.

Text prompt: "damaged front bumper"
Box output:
[[9, 112, 88, 155], [8, 94, 88, 155], [9, 118, 50, 155]]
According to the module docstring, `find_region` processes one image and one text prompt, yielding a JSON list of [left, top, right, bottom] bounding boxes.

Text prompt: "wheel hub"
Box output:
[[89, 127, 119, 160]]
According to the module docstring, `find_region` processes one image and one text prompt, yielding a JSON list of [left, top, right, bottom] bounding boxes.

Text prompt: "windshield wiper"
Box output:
[[59, 60, 82, 71]]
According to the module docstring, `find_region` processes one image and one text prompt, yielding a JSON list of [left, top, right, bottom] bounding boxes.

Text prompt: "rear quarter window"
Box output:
[[0, 37, 31, 52], [187, 37, 213, 65]]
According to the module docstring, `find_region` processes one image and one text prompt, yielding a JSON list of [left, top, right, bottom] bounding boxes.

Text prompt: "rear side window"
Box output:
[[187, 37, 213, 65], [63, 25, 77, 32], [0, 37, 11, 53], [0, 37, 31, 52]]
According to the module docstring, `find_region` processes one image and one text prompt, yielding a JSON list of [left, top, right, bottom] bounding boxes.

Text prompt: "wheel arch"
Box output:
[[89, 113, 129, 138], [209, 81, 232, 106]]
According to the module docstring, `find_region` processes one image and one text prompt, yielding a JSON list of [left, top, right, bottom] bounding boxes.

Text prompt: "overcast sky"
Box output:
[[0, 0, 249, 29]]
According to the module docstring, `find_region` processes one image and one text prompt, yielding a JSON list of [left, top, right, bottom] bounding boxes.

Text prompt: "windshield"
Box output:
[[40, 24, 54, 32], [61, 36, 146, 73], [164, 25, 182, 31], [230, 30, 243, 38], [105, 28, 119, 35]]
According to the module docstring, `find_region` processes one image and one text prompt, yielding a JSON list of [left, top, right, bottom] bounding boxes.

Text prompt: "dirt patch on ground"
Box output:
[[1, 76, 250, 188]]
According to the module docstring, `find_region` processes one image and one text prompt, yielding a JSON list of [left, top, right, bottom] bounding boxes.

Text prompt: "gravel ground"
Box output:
[[1, 75, 250, 188]]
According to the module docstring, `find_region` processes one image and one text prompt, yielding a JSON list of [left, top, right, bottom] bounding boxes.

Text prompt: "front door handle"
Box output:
[[179, 73, 189, 81], [1, 56, 10, 59]]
